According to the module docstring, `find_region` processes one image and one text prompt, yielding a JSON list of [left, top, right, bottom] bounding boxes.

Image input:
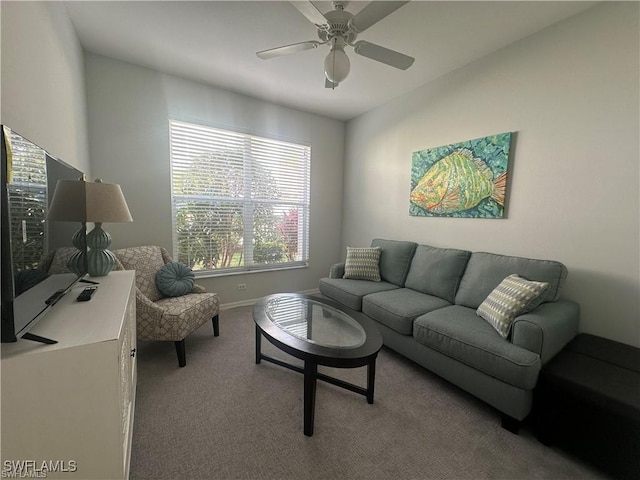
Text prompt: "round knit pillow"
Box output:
[[155, 262, 195, 297]]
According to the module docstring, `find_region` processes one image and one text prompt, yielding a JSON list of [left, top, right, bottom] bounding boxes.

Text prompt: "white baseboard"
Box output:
[[220, 288, 320, 311]]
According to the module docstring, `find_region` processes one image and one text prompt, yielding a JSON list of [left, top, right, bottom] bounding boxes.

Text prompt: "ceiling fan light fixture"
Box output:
[[257, 1, 414, 88], [324, 46, 350, 83]]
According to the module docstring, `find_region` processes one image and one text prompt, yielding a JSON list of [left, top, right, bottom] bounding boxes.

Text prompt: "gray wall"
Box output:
[[343, 3, 640, 346], [0, 2, 89, 174], [84, 54, 345, 305]]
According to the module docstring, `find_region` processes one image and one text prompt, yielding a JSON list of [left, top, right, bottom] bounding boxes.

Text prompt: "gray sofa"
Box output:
[[319, 238, 580, 432]]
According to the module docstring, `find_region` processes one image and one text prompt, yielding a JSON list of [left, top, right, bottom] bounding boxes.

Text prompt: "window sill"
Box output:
[[194, 262, 309, 279]]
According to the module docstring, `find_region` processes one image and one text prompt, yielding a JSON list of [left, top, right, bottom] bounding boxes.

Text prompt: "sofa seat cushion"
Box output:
[[363, 288, 451, 335], [413, 305, 541, 389], [319, 277, 399, 311]]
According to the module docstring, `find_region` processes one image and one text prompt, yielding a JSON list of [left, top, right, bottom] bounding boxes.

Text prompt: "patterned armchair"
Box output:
[[38, 247, 77, 274], [113, 245, 220, 367]]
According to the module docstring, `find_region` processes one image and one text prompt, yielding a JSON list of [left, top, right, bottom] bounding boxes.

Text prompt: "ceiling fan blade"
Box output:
[[325, 78, 339, 89], [354, 40, 414, 70], [256, 41, 320, 60], [290, 1, 328, 28], [349, 1, 410, 33]]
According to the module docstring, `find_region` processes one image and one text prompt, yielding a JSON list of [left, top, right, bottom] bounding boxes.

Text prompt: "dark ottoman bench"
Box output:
[[535, 333, 640, 479]]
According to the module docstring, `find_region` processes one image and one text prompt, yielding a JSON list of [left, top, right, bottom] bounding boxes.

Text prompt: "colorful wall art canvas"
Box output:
[[410, 132, 512, 218]]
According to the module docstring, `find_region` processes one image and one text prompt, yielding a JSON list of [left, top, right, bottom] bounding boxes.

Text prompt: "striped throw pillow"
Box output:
[[343, 247, 381, 282], [477, 274, 549, 338]]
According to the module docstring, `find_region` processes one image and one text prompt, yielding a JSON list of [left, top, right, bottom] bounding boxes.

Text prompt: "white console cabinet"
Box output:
[[1, 271, 136, 480]]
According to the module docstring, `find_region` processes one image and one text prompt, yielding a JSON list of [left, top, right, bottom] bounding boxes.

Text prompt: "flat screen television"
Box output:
[[1, 126, 86, 344]]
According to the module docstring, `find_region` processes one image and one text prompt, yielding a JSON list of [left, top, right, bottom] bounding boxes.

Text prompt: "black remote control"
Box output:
[[77, 286, 98, 302], [45, 289, 66, 305]]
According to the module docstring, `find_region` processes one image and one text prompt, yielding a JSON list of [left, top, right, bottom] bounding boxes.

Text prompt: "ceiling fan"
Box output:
[[256, 1, 415, 88]]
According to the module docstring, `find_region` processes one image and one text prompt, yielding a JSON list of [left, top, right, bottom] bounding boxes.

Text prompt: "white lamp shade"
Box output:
[[324, 47, 350, 83], [48, 179, 133, 223]]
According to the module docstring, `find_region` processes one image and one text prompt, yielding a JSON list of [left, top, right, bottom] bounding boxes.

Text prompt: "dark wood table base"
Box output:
[[255, 325, 377, 436]]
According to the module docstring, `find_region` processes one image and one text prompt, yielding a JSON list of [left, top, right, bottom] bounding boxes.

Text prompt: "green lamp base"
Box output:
[[86, 222, 116, 277], [67, 223, 88, 276]]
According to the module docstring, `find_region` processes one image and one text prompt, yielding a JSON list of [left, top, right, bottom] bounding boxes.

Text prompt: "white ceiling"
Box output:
[[64, 1, 597, 121]]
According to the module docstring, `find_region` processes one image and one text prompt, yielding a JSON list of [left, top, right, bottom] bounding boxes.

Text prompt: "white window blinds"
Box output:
[[6, 130, 47, 270], [169, 120, 310, 274]]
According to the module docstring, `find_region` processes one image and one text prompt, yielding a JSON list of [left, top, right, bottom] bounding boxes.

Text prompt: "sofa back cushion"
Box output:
[[370, 239, 417, 287], [404, 245, 471, 303], [455, 252, 568, 309]]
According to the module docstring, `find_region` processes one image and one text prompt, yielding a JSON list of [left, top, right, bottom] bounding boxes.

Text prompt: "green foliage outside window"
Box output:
[[173, 151, 296, 270]]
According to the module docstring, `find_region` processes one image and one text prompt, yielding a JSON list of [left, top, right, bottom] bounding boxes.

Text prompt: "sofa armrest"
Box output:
[[511, 299, 580, 364], [329, 263, 345, 279]]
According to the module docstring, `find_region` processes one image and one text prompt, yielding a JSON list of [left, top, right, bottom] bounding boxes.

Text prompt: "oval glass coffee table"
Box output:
[[253, 293, 383, 436]]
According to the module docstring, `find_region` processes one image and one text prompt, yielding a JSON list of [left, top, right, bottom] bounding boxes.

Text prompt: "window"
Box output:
[[169, 120, 310, 275], [6, 129, 47, 271]]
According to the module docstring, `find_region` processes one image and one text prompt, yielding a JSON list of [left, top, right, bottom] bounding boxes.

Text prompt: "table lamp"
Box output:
[[48, 178, 133, 277]]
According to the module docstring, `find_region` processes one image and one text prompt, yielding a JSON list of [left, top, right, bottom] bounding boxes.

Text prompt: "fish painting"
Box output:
[[411, 148, 506, 214], [409, 133, 512, 218]]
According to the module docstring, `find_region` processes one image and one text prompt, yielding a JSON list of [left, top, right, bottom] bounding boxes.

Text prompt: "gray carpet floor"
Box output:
[[129, 306, 607, 480]]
